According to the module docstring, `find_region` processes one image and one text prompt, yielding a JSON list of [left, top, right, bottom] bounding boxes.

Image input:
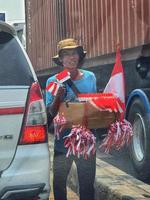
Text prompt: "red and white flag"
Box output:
[[100, 47, 133, 152], [46, 69, 71, 96], [56, 69, 70, 83], [46, 82, 60, 96], [104, 47, 125, 120]]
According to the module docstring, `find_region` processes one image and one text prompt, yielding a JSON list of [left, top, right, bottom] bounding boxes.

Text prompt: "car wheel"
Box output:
[[128, 98, 150, 181]]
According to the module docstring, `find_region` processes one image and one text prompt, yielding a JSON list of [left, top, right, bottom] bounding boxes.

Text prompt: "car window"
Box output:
[[0, 31, 34, 86]]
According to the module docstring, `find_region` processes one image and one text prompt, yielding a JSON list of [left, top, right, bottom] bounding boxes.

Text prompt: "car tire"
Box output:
[[128, 98, 150, 181]]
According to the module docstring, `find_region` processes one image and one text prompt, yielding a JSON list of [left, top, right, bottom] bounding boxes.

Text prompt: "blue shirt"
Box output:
[[46, 69, 97, 152]]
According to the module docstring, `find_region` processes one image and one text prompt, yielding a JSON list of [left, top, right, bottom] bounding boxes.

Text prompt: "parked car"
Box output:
[[0, 21, 50, 200]]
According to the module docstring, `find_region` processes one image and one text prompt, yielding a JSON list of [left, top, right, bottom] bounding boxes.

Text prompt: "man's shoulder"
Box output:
[[46, 74, 56, 84], [82, 69, 95, 78]]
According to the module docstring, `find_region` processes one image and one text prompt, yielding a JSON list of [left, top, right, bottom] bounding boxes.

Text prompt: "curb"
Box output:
[[68, 158, 150, 200]]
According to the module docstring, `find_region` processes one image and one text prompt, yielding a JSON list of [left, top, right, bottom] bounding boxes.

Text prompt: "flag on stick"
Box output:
[[46, 82, 60, 96], [46, 69, 70, 96], [56, 69, 70, 83], [100, 46, 133, 152], [104, 46, 125, 120]]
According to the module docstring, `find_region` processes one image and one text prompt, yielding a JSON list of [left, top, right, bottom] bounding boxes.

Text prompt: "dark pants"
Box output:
[[53, 151, 96, 200]]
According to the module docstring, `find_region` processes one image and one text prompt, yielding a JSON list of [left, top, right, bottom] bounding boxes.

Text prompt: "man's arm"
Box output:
[[46, 86, 65, 125], [47, 86, 65, 116]]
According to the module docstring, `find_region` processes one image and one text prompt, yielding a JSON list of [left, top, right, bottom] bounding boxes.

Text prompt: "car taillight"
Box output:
[[19, 82, 47, 144]]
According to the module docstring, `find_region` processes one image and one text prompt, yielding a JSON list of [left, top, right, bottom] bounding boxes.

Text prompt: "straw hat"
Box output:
[[52, 38, 87, 66]]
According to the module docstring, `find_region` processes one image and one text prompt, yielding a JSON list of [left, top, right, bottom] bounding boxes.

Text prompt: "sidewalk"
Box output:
[[49, 188, 79, 200]]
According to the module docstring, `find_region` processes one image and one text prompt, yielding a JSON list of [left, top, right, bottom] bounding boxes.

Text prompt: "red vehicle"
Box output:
[[25, 0, 150, 181]]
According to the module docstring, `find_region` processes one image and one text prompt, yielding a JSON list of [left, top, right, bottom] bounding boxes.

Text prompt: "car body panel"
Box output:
[[0, 87, 29, 171], [0, 144, 50, 199]]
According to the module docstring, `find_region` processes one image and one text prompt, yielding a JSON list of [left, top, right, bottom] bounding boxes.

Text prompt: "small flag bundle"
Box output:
[[99, 119, 133, 153], [64, 125, 96, 159]]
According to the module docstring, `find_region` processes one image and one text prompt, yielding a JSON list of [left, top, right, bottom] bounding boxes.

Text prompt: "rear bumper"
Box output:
[[0, 183, 45, 200], [0, 143, 50, 200]]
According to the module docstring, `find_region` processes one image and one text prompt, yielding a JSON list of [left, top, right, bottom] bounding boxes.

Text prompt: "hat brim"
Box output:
[[52, 46, 87, 66]]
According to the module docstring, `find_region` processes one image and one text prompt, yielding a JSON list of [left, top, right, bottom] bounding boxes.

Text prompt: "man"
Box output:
[[46, 38, 97, 200]]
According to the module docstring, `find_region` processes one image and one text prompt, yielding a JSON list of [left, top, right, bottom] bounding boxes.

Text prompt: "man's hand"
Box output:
[[55, 85, 66, 101], [47, 85, 66, 120]]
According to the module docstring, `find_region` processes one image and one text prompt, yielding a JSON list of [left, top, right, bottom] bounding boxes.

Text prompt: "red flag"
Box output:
[[104, 47, 125, 120]]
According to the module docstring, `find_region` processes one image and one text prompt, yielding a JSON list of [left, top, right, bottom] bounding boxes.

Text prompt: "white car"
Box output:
[[0, 22, 50, 200]]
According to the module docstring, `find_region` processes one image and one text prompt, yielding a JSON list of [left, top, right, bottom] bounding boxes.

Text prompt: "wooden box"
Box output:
[[58, 102, 117, 129]]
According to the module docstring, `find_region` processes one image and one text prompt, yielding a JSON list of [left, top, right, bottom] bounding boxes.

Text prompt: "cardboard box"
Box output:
[[58, 102, 117, 128]]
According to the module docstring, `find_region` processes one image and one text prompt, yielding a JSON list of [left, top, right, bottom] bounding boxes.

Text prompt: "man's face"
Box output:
[[59, 49, 80, 70]]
